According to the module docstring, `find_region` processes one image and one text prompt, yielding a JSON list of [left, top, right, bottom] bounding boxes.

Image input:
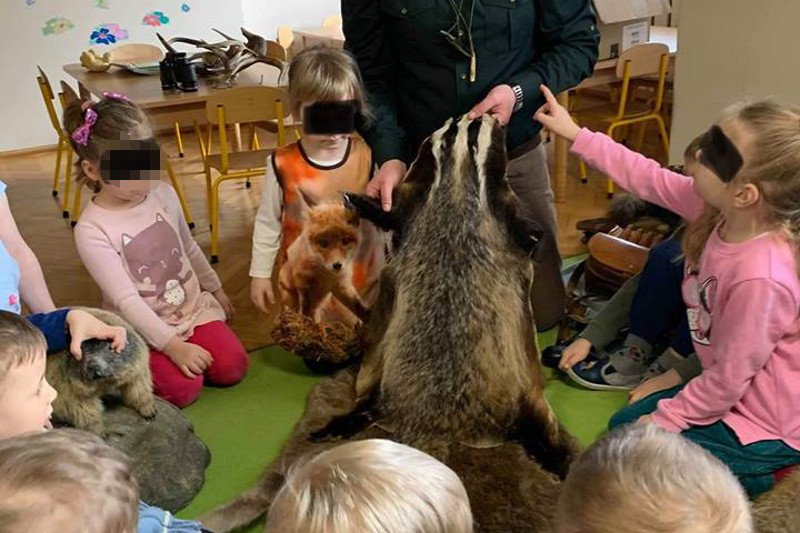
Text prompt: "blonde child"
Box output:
[[65, 94, 248, 408], [535, 86, 800, 498], [0, 428, 139, 533], [249, 47, 383, 345], [266, 439, 474, 533], [556, 424, 752, 533], [0, 310, 208, 533]]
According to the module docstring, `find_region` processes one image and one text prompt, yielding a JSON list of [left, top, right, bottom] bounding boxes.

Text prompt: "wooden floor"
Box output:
[[0, 94, 668, 350]]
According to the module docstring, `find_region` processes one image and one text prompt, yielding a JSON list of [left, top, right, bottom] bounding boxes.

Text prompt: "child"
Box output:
[[555, 424, 752, 533], [65, 94, 248, 408], [0, 429, 139, 533], [536, 86, 800, 498], [249, 46, 383, 363], [557, 137, 704, 392], [0, 311, 208, 533], [265, 439, 474, 533], [0, 179, 127, 357]]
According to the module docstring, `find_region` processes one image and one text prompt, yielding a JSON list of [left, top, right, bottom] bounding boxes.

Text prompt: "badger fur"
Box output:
[[46, 308, 156, 436], [315, 115, 577, 470]]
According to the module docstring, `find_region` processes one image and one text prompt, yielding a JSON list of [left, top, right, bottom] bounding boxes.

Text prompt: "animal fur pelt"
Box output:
[[271, 308, 364, 365], [753, 468, 800, 532], [200, 369, 562, 533], [201, 115, 577, 531], [315, 115, 579, 468], [47, 308, 156, 436]]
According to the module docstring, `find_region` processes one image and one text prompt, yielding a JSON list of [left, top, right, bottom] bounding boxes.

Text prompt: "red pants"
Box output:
[[150, 321, 249, 408]]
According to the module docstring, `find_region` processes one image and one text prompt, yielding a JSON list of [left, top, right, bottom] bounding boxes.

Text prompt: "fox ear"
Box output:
[[342, 192, 397, 231], [297, 188, 317, 211]]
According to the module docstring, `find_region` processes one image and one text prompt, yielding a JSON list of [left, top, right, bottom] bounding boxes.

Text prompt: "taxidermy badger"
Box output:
[[315, 114, 578, 474], [46, 308, 156, 436]]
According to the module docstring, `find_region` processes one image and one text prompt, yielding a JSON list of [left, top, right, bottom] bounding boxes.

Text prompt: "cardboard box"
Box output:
[[592, 0, 671, 60]]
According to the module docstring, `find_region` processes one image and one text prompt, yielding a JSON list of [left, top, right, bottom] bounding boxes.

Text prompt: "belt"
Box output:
[[508, 133, 543, 161]]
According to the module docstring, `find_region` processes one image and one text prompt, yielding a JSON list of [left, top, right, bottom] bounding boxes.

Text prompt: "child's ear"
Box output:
[[734, 183, 761, 209], [81, 160, 102, 182]]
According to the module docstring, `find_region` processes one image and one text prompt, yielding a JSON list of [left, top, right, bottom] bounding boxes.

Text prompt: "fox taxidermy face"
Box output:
[[298, 189, 361, 273]]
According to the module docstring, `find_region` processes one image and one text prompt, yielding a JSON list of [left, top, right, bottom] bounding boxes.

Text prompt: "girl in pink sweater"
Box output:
[[65, 94, 248, 408], [535, 85, 800, 498]]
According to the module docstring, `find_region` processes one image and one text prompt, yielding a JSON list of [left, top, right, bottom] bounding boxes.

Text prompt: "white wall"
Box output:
[[0, 0, 244, 152], [242, 0, 338, 43], [669, 0, 800, 163]]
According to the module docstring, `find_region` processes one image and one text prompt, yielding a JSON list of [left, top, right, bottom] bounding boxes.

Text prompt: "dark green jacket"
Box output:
[[343, 0, 600, 165]]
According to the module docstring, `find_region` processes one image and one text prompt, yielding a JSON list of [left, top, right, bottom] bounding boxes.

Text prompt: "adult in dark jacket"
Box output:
[[343, 0, 600, 329]]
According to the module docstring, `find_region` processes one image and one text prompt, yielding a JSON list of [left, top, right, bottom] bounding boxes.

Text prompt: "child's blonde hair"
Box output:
[[62, 95, 152, 192], [0, 428, 139, 533], [266, 439, 474, 533], [683, 101, 800, 271], [0, 311, 46, 394], [556, 424, 752, 533], [287, 45, 371, 122]]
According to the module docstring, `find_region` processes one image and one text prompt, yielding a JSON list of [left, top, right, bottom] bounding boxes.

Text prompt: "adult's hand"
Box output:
[[366, 159, 407, 212], [467, 84, 516, 125]]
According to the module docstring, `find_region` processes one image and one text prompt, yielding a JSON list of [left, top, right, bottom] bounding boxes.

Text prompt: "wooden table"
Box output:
[[63, 63, 283, 131], [552, 26, 678, 202], [291, 26, 344, 55]]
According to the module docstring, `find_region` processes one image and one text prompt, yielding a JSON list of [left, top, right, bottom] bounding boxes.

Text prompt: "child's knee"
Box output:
[[154, 375, 203, 408], [207, 347, 249, 386], [608, 406, 640, 430]]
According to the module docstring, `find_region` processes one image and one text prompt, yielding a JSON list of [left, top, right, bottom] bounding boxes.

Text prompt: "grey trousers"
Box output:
[[506, 143, 566, 331]]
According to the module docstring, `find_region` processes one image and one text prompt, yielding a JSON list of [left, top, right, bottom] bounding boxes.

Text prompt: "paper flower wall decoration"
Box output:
[[90, 23, 128, 45], [42, 17, 75, 36], [143, 10, 170, 27]]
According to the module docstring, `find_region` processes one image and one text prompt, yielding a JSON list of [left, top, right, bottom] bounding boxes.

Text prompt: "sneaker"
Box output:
[[642, 347, 685, 381], [566, 355, 643, 391], [606, 334, 654, 376]]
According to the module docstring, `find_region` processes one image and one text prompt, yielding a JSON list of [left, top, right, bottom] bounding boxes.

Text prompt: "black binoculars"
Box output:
[[160, 52, 198, 92]]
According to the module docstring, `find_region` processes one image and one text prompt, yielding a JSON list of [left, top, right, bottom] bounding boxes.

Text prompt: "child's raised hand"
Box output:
[[66, 309, 128, 360], [250, 278, 275, 314], [533, 84, 582, 142], [559, 337, 593, 371], [212, 288, 235, 321]]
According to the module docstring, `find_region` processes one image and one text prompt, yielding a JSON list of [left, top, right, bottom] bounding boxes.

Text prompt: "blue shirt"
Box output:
[[0, 182, 22, 315], [0, 180, 69, 352]]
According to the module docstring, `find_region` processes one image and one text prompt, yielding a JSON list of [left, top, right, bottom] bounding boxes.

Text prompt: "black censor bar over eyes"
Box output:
[[302, 100, 358, 135], [698, 125, 743, 183], [99, 139, 163, 181]]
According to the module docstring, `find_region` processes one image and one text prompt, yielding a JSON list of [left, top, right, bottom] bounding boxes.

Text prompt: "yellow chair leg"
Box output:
[[634, 122, 648, 152], [70, 185, 82, 227], [204, 168, 213, 229], [52, 139, 64, 198], [655, 116, 671, 157], [166, 161, 195, 229], [62, 149, 74, 218], [174, 122, 185, 158], [210, 179, 221, 263]]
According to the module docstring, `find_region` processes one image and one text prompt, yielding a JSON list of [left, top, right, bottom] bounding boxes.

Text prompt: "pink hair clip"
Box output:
[[71, 107, 98, 146], [101, 91, 132, 103]]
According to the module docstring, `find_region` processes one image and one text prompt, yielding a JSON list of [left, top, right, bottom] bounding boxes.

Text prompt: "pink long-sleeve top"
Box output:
[[572, 128, 800, 450], [74, 182, 226, 350]]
